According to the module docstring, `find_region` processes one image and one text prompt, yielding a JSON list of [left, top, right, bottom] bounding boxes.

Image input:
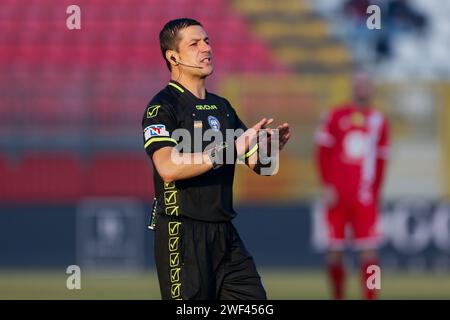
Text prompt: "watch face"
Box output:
[[207, 143, 228, 169]]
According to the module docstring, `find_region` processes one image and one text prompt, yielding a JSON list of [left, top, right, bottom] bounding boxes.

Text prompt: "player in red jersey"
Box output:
[[315, 73, 390, 300]]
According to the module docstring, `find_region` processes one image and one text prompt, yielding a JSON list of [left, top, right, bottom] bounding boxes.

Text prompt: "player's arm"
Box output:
[[373, 116, 390, 195], [315, 111, 338, 204], [315, 111, 336, 185]]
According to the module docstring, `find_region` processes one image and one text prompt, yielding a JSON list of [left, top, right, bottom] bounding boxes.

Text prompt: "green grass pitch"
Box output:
[[0, 269, 448, 300]]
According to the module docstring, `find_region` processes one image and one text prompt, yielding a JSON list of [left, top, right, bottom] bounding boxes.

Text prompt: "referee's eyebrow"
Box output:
[[189, 37, 209, 43]]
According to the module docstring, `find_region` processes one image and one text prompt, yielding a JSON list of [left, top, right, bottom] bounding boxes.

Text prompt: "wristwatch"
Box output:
[[206, 142, 228, 169]]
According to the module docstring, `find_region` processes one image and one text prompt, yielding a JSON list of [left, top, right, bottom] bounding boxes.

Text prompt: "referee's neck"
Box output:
[[171, 75, 207, 99]]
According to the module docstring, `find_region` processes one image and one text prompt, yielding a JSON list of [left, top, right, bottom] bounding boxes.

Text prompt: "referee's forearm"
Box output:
[[153, 148, 214, 183], [161, 152, 213, 183]]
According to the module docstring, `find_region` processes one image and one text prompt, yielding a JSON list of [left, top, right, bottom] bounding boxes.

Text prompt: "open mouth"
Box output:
[[200, 57, 212, 64]]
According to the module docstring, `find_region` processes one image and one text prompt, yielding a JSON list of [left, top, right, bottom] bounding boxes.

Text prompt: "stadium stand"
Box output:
[[0, 0, 285, 125], [0, 0, 288, 203], [87, 153, 153, 199], [1, 152, 84, 203], [0, 152, 153, 202], [312, 0, 450, 80], [231, 0, 352, 73]]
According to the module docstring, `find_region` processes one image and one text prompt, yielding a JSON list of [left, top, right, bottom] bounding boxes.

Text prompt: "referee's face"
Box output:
[[177, 25, 213, 77], [353, 73, 373, 106]]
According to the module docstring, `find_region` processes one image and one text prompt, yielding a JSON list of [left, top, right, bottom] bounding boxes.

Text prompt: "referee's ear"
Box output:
[[165, 50, 178, 69]]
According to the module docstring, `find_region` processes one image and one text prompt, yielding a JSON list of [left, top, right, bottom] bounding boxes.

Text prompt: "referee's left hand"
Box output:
[[236, 118, 291, 158], [276, 122, 291, 151], [236, 118, 273, 157], [260, 122, 291, 152]]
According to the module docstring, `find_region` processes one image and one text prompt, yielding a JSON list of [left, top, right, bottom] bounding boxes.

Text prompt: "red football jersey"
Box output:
[[315, 104, 390, 204]]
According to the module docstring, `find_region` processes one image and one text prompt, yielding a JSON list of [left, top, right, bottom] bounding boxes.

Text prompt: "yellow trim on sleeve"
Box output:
[[168, 82, 184, 93], [244, 144, 258, 159], [144, 137, 177, 149]]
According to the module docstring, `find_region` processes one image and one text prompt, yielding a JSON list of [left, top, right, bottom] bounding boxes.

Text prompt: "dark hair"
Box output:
[[159, 18, 203, 70]]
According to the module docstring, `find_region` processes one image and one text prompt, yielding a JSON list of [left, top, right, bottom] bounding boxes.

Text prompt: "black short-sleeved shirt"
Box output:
[[142, 80, 248, 222]]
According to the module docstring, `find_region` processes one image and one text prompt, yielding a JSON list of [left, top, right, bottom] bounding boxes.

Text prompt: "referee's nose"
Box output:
[[200, 40, 212, 54]]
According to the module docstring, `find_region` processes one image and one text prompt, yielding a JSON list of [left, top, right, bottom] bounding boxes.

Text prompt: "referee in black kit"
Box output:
[[142, 18, 291, 300]]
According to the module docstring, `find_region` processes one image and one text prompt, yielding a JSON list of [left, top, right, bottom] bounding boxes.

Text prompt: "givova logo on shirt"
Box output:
[[144, 124, 170, 140], [196, 104, 217, 110]]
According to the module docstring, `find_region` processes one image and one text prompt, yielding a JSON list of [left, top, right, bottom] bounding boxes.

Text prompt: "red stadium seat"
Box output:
[[87, 153, 154, 199], [5, 153, 84, 203], [0, 155, 11, 200]]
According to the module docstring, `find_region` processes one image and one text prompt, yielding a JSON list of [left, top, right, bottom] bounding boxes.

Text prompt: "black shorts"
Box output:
[[154, 214, 267, 300]]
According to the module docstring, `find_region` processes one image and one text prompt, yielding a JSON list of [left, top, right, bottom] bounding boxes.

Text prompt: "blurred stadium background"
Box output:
[[1, 0, 449, 299]]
